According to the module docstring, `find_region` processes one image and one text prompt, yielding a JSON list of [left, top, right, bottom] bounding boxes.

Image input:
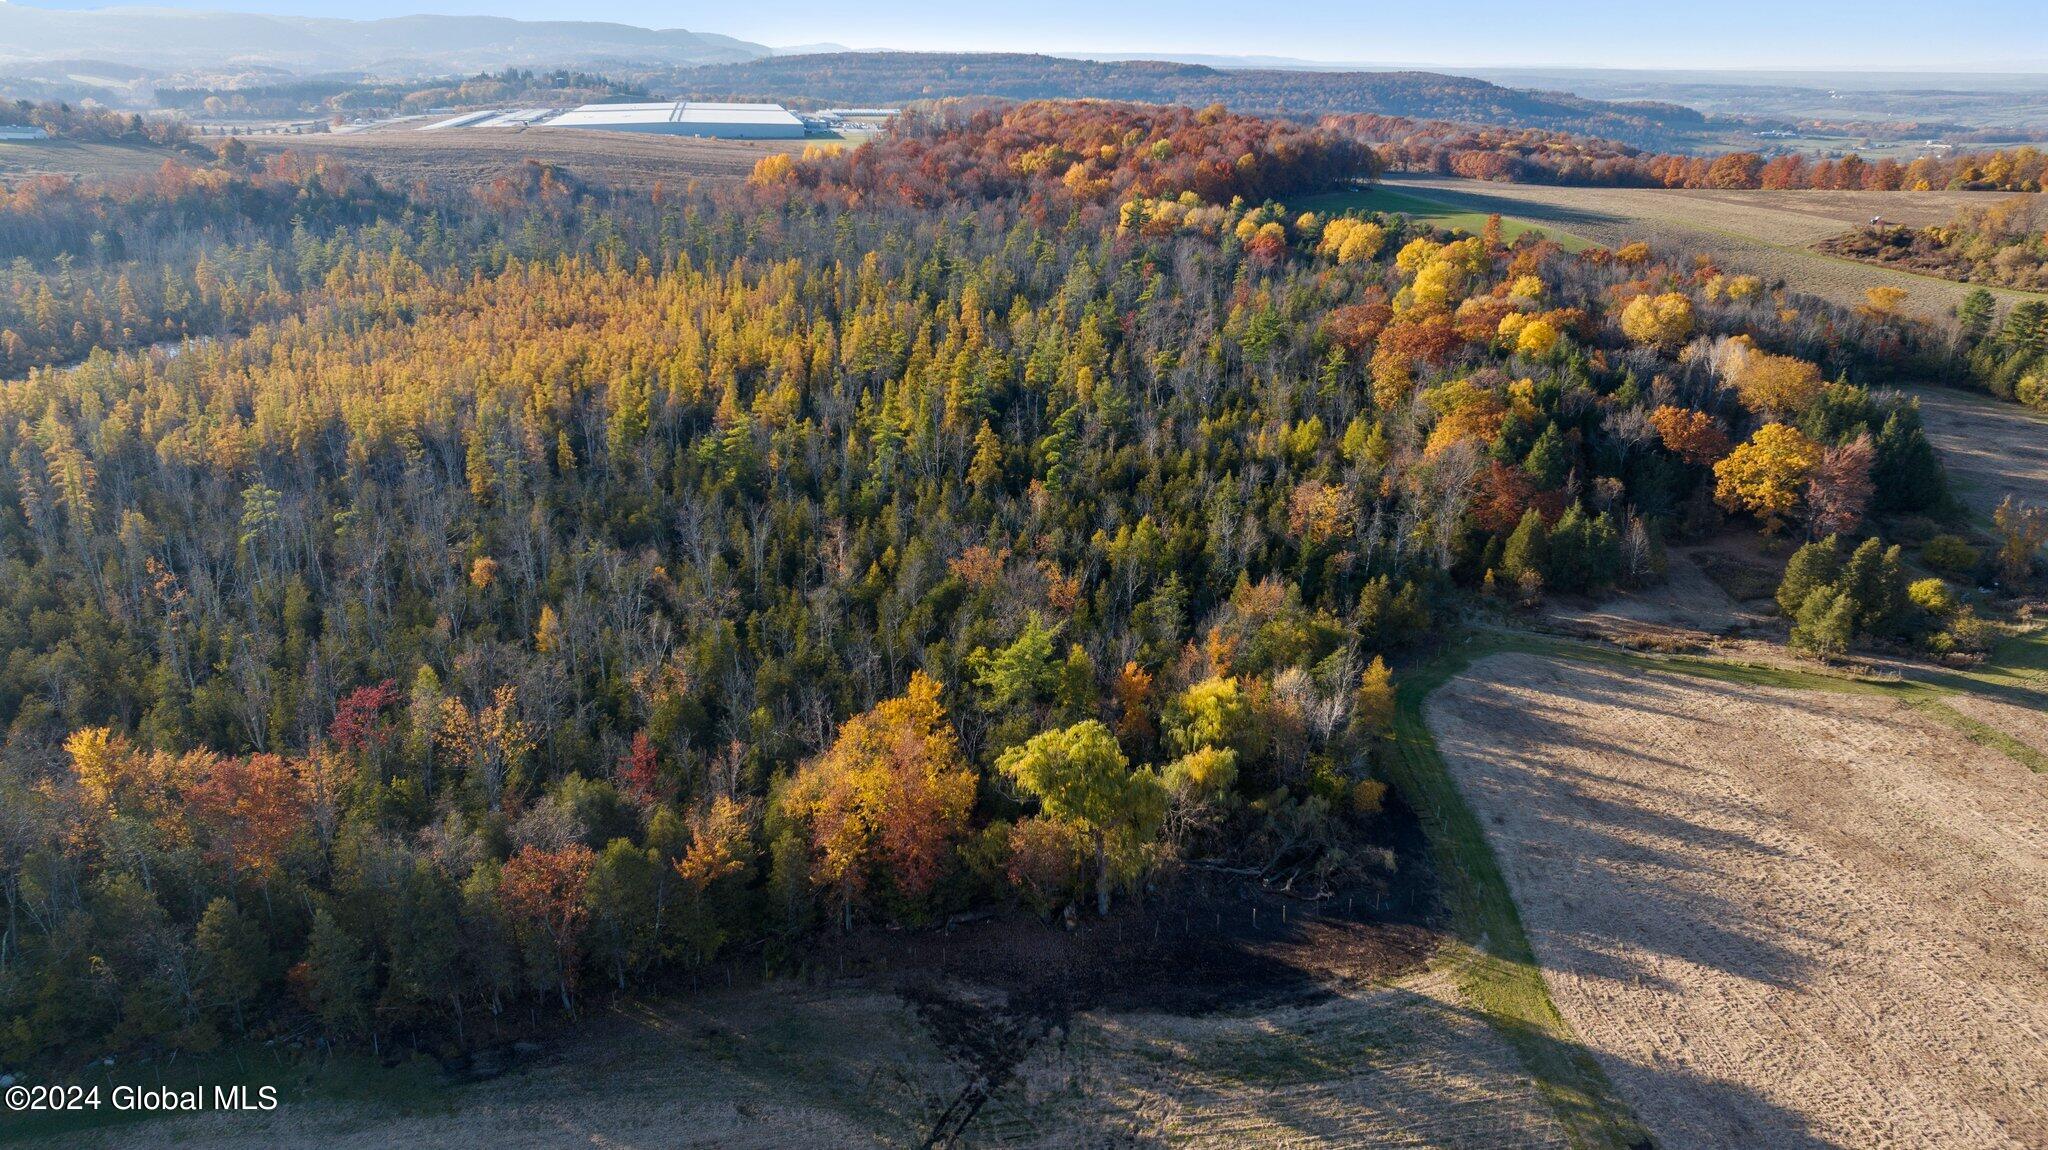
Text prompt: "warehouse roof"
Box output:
[[548, 101, 802, 129]]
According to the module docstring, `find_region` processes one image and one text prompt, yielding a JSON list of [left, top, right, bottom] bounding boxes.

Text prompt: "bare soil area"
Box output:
[[1943, 692, 2048, 757], [243, 128, 815, 193], [1427, 652, 2048, 1149], [1544, 537, 1780, 647], [1385, 176, 2046, 317]]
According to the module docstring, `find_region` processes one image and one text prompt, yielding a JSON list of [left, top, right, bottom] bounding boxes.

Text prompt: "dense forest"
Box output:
[[0, 99, 1973, 1069]]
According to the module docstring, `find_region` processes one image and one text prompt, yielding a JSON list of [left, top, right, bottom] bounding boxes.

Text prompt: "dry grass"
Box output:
[[45, 967, 1580, 1150], [243, 128, 816, 193], [1942, 692, 2048, 758], [992, 967, 1571, 1149], [1384, 176, 2047, 317], [1904, 385, 2048, 523], [0, 139, 186, 182], [1426, 652, 2048, 1149], [0, 130, 818, 193]]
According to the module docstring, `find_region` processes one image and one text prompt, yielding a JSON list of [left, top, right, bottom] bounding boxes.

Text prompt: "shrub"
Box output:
[[1907, 577, 1957, 619], [1922, 534, 1981, 573]]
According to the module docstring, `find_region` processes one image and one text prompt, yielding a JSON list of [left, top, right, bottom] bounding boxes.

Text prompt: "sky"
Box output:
[[11, 0, 2048, 70]]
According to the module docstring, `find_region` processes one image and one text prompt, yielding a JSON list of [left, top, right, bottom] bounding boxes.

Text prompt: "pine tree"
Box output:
[[300, 907, 372, 1043], [1777, 535, 1842, 617], [1502, 508, 1550, 585], [1957, 287, 1996, 346], [1790, 587, 1856, 661]]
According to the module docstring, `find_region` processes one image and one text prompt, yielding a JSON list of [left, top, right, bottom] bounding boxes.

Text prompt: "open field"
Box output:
[[1292, 185, 1595, 252], [1905, 385, 2048, 524], [1381, 176, 2048, 318], [242, 129, 817, 192], [1426, 651, 2048, 1149], [0, 139, 186, 182]]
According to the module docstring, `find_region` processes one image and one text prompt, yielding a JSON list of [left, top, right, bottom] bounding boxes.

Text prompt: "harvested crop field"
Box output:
[[1382, 176, 2046, 317], [243, 128, 817, 193], [0, 139, 188, 182], [1426, 652, 2048, 1149], [1905, 385, 2048, 522]]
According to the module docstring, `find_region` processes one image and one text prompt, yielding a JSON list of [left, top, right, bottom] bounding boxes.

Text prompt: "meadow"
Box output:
[[1378, 175, 2048, 317]]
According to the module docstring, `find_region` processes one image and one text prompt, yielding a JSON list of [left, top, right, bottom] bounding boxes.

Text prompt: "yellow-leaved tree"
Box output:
[[1619, 291, 1695, 349], [1714, 423, 1823, 530]]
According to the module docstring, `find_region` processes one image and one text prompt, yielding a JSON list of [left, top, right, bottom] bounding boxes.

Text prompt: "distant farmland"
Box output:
[[1376, 176, 2047, 319], [244, 127, 818, 192], [1292, 184, 1595, 252]]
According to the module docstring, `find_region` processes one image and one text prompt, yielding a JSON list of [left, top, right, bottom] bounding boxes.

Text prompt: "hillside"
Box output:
[[673, 52, 1725, 148], [0, 6, 770, 74]]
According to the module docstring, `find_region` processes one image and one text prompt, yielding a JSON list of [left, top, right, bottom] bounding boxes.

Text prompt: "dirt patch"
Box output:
[[1427, 652, 2048, 1149], [986, 966, 1574, 1148], [1944, 692, 2048, 757], [1545, 540, 1777, 646]]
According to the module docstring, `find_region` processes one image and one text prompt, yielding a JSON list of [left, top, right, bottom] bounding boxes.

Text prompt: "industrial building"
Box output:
[[544, 101, 804, 139], [0, 125, 50, 141]]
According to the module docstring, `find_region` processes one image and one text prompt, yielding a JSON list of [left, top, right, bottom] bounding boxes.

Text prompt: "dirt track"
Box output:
[[1427, 653, 2048, 1149], [1386, 176, 2046, 318]]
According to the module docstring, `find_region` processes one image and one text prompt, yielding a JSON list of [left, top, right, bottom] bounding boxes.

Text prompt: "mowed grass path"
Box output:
[[1292, 185, 1597, 252], [1384, 632, 1651, 1150]]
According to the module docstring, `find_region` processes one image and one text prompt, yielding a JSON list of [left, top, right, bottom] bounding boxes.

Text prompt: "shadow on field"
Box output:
[[1383, 180, 1622, 233], [1428, 670, 1831, 993]]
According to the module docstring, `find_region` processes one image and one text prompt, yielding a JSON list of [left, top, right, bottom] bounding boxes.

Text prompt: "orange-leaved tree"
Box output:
[[782, 672, 976, 928]]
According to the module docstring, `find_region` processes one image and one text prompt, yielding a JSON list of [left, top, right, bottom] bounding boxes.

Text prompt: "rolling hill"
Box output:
[[0, 5, 771, 74]]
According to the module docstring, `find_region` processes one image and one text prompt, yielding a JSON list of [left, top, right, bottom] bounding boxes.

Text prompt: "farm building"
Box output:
[[0, 125, 50, 141], [545, 101, 804, 139]]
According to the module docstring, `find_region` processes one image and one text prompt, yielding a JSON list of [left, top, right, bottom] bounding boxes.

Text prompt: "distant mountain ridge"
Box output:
[[0, 5, 771, 73], [674, 52, 1724, 147]]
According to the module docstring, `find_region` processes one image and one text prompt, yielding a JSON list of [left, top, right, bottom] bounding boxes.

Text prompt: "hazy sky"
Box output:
[[15, 0, 2048, 69]]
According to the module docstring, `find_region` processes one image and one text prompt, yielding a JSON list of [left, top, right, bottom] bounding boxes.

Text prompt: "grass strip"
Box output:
[[1384, 632, 1652, 1150]]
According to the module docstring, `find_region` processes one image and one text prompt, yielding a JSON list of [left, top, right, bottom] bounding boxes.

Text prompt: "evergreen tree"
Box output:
[[1791, 587, 1857, 661], [301, 907, 373, 1044], [1522, 423, 1570, 487], [1957, 287, 1996, 346], [1871, 407, 1947, 514], [1501, 508, 1550, 585], [194, 898, 267, 1034], [1776, 536, 1842, 617]]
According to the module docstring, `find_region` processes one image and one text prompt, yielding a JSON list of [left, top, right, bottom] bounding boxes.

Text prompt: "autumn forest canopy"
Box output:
[[0, 99, 1999, 1070]]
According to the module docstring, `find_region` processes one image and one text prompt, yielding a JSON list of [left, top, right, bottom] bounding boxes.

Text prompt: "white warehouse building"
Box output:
[[546, 101, 804, 139]]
